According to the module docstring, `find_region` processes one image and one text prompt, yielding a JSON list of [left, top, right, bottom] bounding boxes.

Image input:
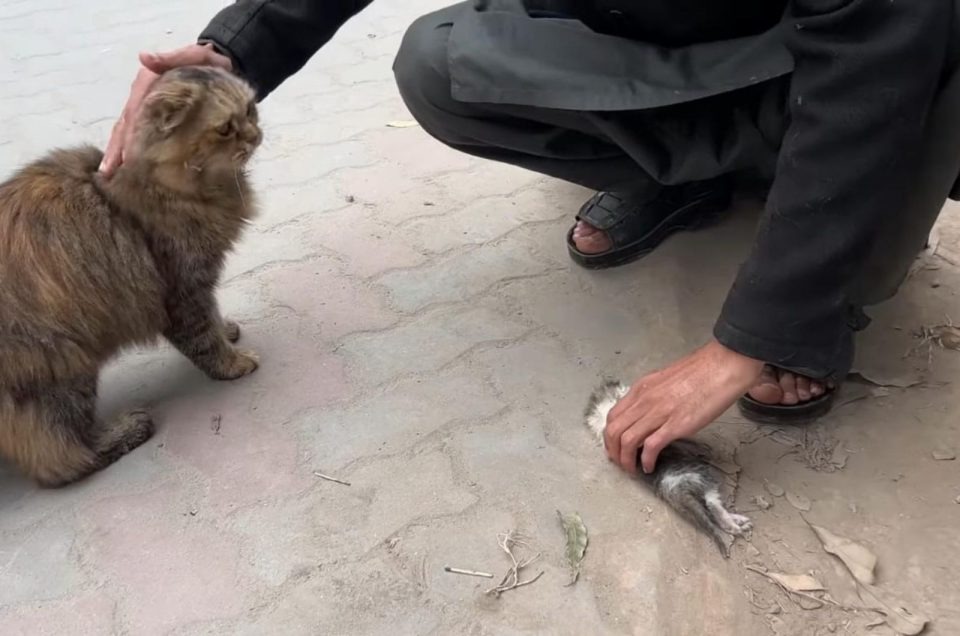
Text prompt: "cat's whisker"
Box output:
[[234, 168, 247, 212]]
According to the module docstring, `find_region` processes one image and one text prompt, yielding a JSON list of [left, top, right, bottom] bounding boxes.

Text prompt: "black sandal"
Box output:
[[737, 366, 838, 425], [567, 178, 733, 270], [737, 391, 836, 425]]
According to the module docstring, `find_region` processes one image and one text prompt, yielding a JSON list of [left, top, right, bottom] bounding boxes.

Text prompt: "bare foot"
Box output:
[[747, 365, 831, 405], [572, 220, 612, 254]]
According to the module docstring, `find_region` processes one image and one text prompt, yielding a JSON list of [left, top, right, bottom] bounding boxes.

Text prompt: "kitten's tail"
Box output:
[[672, 491, 733, 558]]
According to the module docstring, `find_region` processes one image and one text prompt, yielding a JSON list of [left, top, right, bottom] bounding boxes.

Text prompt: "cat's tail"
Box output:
[[0, 391, 99, 486], [0, 387, 153, 488]]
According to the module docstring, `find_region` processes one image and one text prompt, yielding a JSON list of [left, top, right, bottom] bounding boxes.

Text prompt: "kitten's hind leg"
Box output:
[[165, 292, 258, 381], [704, 490, 753, 534], [673, 491, 734, 558], [0, 380, 154, 487]]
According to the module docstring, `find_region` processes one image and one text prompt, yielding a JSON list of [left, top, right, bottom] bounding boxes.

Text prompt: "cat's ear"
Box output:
[[145, 83, 202, 134]]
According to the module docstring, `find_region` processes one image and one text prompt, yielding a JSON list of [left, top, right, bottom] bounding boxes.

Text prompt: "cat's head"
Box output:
[[135, 66, 262, 172]]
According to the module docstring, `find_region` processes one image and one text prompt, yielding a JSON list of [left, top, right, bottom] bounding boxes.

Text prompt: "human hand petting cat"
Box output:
[[604, 340, 765, 474], [99, 43, 233, 176]]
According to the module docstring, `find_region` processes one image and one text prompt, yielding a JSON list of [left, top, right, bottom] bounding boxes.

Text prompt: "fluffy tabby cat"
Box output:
[[0, 66, 262, 487], [584, 381, 753, 556]]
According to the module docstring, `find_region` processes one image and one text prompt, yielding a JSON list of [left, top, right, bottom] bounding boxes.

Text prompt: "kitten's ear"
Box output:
[[145, 83, 202, 134]]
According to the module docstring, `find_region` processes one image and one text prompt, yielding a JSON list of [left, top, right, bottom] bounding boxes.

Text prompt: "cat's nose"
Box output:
[[244, 126, 262, 146]]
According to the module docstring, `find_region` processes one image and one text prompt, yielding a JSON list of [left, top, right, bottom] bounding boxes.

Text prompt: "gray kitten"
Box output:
[[584, 381, 752, 557]]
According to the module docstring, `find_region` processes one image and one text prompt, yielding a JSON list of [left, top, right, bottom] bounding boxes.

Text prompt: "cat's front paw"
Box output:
[[212, 348, 259, 380]]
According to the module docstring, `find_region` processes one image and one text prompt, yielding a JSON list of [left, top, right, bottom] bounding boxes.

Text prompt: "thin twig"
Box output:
[[444, 566, 494, 579], [508, 571, 545, 590], [313, 471, 351, 486], [745, 565, 862, 613], [486, 531, 544, 596]]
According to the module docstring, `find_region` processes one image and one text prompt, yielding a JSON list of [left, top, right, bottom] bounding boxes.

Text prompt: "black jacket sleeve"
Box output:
[[198, 1, 374, 100], [714, 0, 953, 379]]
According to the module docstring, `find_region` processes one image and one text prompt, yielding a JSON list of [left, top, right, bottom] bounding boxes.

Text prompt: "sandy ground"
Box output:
[[1, 0, 959, 634]]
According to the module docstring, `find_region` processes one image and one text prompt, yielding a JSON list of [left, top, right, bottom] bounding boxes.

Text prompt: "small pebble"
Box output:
[[932, 449, 956, 461], [752, 495, 773, 510], [764, 480, 785, 497]]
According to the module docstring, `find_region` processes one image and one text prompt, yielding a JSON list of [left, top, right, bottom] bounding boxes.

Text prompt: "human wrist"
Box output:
[[708, 339, 765, 386], [196, 39, 235, 72]]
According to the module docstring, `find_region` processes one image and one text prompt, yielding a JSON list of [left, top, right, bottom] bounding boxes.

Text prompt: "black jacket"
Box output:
[[199, 0, 954, 379]]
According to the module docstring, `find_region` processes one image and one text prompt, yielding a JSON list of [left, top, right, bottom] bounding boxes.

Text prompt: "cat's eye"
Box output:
[[216, 122, 234, 136]]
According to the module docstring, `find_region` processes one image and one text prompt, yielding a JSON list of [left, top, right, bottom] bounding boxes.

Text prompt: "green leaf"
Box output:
[[557, 510, 588, 585]]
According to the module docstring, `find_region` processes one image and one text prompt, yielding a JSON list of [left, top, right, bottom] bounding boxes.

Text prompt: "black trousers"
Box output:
[[394, 6, 789, 197], [393, 4, 957, 375]]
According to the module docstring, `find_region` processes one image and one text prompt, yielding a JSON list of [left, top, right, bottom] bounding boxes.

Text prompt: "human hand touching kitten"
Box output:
[[604, 340, 765, 474], [100, 43, 233, 176]]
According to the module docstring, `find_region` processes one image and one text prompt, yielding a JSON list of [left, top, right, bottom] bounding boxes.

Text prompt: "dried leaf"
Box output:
[[767, 572, 825, 592], [785, 491, 812, 512], [808, 524, 928, 634], [808, 524, 876, 585], [830, 445, 850, 470], [386, 120, 420, 128], [557, 511, 588, 585], [849, 370, 922, 389], [747, 566, 828, 610], [931, 449, 956, 461], [856, 583, 929, 635], [764, 480, 786, 497], [929, 324, 960, 350]]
